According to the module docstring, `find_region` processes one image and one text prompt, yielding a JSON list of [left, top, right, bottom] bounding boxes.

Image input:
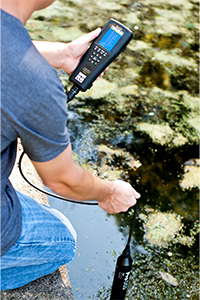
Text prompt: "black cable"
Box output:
[[18, 151, 98, 206], [126, 202, 138, 247]]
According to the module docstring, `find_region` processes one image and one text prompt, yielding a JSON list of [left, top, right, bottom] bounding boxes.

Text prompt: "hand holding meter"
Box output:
[[67, 19, 133, 102]]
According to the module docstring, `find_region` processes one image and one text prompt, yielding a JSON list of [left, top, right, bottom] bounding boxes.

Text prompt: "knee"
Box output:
[[55, 235, 76, 265]]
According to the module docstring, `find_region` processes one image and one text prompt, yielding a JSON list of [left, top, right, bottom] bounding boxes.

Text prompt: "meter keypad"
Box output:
[[88, 45, 107, 65]]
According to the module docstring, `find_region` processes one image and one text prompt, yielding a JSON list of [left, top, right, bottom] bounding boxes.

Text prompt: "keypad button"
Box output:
[[88, 45, 108, 65]]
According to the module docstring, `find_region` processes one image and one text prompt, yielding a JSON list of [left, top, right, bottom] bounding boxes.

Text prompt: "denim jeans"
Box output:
[[1, 191, 77, 291]]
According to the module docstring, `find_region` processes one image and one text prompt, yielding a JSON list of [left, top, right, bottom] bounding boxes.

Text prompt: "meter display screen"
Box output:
[[98, 25, 124, 51]]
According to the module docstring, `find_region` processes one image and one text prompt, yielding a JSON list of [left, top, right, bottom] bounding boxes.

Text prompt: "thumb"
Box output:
[[81, 27, 101, 44]]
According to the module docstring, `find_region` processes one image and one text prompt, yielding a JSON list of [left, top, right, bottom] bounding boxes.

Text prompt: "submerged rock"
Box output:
[[138, 59, 171, 89], [136, 122, 188, 147], [159, 271, 179, 286], [143, 210, 199, 248], [144, 211, 182, 247], [180, 158, 200, 189], [97, 144, 141, 168], [96, 144, 141, 180]]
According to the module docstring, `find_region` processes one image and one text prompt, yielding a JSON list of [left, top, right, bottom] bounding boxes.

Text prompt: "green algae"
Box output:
[[142, 211, 199, 248]]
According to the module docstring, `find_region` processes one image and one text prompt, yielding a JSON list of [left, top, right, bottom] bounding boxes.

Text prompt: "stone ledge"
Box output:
[[1, 142, 74, 299], [0, 265, 74, 300]]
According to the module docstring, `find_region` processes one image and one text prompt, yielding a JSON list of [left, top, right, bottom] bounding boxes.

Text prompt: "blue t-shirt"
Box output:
[[1, 10, 70, 256]]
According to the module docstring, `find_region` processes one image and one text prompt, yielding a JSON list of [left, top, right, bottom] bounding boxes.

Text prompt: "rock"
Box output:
[[136, 122, 190, 147], [154, 8, 192, 34], [181, 92, 199, 112], [128, 40, 151, 51], [96, 144, 141, 180], [31, 1, 76, 20], [26, 21, 85, 43], [144, 210, 199, 248], [123, 12, 140, 25], [144, 212, 182, 247], [0, 265, 74, 300], [142, 0, 193, 10], [136, 122, 174, 145], [79, 78, 117, 99], [97, 165, 123, 180], [119, 84, 139, 97], [172, 134, 188, 147], [159, 271, 179, 286], [97, 144, 141, 169], [96, 0, 122, 10], [51, 27, 84, 42], [180, 158, 200, 189], [154, 51, 198, 68], [187, 116, 200, 135]]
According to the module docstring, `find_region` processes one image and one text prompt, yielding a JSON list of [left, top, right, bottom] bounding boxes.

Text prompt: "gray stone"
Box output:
[[0, 266, 74, 300]]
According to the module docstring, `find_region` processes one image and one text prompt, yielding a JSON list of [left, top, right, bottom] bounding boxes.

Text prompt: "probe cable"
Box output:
[[18, 151, 98, 206], [127, 201, 138, 247]]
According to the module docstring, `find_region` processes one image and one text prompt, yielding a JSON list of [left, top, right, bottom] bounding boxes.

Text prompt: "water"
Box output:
[[48, 111, 129, 298], [48, 197, 128, 299], [48, 110, 199, 300]]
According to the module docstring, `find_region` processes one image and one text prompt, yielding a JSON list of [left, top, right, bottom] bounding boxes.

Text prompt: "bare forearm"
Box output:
[[32, 145, 140, 214], [33, 28, 101, 74], [32, 145, 112, 202], [46, 163, 139, 214], [33, 40, 70, 70], [47, 161, 112, 201]]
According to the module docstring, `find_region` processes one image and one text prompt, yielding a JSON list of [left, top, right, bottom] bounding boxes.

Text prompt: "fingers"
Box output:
[[132, 188, 141, 199], [113, 180, 140, 212], [98, 180, 140, 214], [96, 67, 109, 81]]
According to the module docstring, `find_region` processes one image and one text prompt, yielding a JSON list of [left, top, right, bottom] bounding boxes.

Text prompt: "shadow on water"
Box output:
[[49, 109, 199, 300]]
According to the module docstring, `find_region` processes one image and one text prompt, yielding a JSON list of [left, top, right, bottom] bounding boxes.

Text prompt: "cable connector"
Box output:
[[66, 85, 80, 103]]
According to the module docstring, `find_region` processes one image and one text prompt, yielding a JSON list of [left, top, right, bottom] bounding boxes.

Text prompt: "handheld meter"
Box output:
[[67, 19, 133, 102]]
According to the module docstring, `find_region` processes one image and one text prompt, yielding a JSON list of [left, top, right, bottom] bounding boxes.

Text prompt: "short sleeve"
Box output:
[[1, 37, 70, 162]]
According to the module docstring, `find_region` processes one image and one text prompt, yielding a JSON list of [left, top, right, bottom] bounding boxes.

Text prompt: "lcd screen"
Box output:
[[98, 26, 124, 51]]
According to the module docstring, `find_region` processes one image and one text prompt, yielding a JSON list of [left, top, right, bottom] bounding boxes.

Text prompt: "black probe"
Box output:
[[110, 202, 138, 299]]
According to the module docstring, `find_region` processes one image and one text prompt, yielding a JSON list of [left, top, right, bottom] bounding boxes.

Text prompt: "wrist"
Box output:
[[93, 177, 115, 203], [33, 40, 70, 69]]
